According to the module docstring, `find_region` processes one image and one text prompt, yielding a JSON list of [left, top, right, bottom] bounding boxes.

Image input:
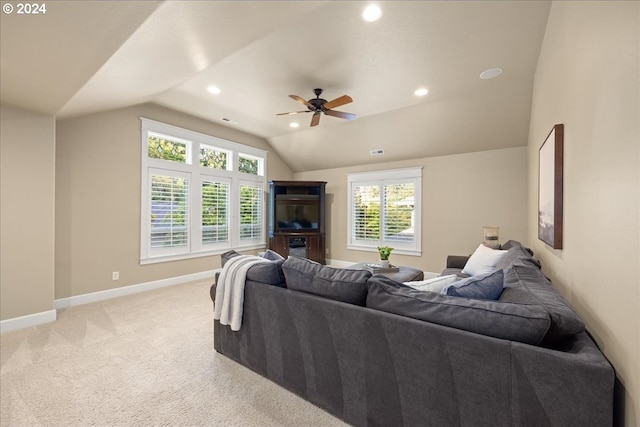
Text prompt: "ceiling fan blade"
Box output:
[[276, 110, 310, 116], [290, 95, 313, 109], [310, 112, 321, 127], [322, 95, 352, 110], [324, 109, 356, 121]]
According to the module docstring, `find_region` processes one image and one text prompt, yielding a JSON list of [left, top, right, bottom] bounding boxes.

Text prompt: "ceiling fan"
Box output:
[[277, 88, 356, 127]]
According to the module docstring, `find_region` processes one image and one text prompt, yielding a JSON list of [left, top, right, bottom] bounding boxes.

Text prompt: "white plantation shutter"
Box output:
[[383, 182, 415, 243], [348, 168, 422, 255], [201, 180, 230, 244], [239, 183, 262, 241], [351, 184, 380, 241], [149, 171, 189, 252]]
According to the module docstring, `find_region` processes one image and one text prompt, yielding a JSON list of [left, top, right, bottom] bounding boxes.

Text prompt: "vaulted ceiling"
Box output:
[[1, 1, 551, 173]]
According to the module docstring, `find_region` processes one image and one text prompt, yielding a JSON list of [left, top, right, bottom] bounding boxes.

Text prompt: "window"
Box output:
[[140, 118, 266, 264], [201, 179, 229, 244], [200, 145, 229, 170], [347, 167, 422, 256], [239, 183, 262, 240], [150, 170, 189, 253], [147, 134, 189, 163]]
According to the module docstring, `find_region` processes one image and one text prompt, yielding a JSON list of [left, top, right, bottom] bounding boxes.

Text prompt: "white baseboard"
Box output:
[[0, 309, 57, 334], [54, 269, 220, 310], [1, 270, 220, 333]]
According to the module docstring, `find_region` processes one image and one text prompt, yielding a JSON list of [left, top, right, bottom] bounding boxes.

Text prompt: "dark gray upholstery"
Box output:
[[500, 264, 585, 344], [496, 240, 542, 270], [282, 256, 371, 306], [212, 280, 614, 426], [366, 275, 550, 345], [211, 241, 614, 426]]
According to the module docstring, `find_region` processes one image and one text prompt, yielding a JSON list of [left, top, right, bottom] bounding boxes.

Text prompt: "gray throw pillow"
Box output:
[[366, 275, 551, 345], [282, 257, 371, 305], [443, 270, 504, 300]]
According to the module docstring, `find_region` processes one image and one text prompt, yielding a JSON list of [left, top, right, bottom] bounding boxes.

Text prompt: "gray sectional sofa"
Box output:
[[210, 241, 614, 426]]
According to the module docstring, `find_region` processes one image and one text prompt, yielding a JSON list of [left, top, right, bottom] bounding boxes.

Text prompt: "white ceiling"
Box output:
[[1, 1, 551, 173]]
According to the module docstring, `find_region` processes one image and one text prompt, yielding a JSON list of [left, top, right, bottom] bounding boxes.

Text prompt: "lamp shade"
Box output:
[[483, 226, 500, 248]]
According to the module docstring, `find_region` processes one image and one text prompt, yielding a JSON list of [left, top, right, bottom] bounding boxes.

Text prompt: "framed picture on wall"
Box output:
[[538, 124, 564, 249]]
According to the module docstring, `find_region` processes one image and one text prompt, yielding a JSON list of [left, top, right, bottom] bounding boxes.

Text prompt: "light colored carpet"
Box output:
[[0, 280, 348, 426]]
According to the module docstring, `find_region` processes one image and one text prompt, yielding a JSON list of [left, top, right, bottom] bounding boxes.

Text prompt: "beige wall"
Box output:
[[527, 2, 639, 425], [0, 104, 56, 320], [55, 103, 293, 299], [295, 146, 528, 273]]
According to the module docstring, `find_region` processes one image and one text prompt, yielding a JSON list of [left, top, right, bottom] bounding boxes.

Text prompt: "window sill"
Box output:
[[140, 244, 266, 265]]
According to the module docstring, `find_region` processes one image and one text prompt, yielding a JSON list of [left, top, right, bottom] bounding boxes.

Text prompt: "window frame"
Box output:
[[347, 167, 422, 256], [140, 118, 266, 265]]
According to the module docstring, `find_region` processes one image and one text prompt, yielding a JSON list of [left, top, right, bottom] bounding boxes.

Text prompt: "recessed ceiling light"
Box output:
[[362, 4, 382, 22], [207, 85, 221, 94], [289, 122, 299, 128], [414, 87, 429, 97], [479, 68, 502, 80]]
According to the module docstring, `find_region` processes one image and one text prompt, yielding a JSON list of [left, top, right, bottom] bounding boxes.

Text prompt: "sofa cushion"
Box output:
[[404, 274, 458, 293], [366, 275, 551, 345], [500, 240, 534, 255], [221, 250, 285, 287], [495, 240, 541, 270], [282, 257, 371, 305], [443, 269, 504, 300], [499, 265, 585, 344], [462, 244, 508, 276]]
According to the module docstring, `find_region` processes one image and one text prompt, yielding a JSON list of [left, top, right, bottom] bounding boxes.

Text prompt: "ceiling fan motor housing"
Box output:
[[308, 98, 327, 111], [309, 88, 326, 111]]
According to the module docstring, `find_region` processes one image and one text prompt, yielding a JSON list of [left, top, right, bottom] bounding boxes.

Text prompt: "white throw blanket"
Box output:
[[214, 255, 269, 331]]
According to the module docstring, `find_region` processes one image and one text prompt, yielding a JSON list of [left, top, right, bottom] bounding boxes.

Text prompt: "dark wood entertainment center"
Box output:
[[268, 181, 326, 264]]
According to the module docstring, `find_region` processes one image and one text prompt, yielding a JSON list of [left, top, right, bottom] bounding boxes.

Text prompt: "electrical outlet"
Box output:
[[112, 271, 119, 281]]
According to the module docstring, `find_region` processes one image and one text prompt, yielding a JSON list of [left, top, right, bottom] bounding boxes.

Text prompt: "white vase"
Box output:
[[379, 260, 390, 268]]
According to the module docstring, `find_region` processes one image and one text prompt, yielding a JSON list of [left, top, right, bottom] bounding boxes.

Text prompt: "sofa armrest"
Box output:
[[446, 255, 469, 269]]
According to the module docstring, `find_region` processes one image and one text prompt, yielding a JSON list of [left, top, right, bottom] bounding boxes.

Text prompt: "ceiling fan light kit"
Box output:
[[277, 88, 356, 127]]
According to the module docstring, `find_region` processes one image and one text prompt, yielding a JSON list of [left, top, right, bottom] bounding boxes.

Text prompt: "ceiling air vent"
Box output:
[[370, 149, 385, 156]]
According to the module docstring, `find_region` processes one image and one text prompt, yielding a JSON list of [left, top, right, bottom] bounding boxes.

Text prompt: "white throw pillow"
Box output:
[[404, 274, 459, 293], [462, 244, 508, 276]]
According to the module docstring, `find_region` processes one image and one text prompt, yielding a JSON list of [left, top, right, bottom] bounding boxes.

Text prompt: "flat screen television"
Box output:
[[275, 202, 320, 231]]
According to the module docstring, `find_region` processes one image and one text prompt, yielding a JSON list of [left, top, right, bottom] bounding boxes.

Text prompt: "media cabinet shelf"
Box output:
[[268, 181, 326, 264]]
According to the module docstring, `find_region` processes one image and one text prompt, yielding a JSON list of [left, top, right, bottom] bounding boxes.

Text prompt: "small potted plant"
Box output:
[[377, 246, 393, 268]]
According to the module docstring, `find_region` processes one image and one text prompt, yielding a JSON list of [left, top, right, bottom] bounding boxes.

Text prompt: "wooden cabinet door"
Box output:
[[306, 234, 325, 264], [269, 235, 289, 258]]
